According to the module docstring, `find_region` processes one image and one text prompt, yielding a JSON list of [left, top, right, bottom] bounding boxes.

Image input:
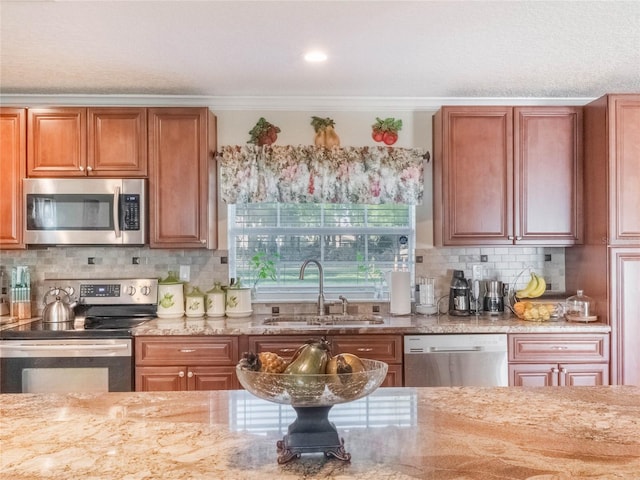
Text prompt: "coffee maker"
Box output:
[[448, 270, 470, 316], [483, 280, 505, 314]]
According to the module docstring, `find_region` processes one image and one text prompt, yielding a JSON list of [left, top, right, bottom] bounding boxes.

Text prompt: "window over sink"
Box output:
[[228, 203, 415, 302]]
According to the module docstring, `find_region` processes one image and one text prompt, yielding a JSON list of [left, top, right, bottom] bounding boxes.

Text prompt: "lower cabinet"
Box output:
[[508, 333, 609, 386], [135, 337, 239, 391], [247, 334, 403, 387]]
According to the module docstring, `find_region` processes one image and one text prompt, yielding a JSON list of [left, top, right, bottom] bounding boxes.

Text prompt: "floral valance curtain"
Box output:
[[218, 145, 426, 204]]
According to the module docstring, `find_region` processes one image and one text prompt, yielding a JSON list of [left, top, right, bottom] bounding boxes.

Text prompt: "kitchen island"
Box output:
[[1, 386, 638, 479]]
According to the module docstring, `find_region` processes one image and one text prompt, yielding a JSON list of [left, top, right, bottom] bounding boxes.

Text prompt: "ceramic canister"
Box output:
[[206, 282, 226, 317], [225, 284, 252, 318], [185, 286, 205, 317], [157, 272, 184, 318]]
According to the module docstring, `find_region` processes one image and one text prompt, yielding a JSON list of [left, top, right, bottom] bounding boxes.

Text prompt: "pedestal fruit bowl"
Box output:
[[236, 339, 388, 463]]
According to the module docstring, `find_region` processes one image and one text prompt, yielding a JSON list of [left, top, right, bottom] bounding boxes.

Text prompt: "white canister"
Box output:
[[185, 286, 205, 318], [206, 282, 226, 317], [225, 285, 253, 318], [157, 272, 184, 318]]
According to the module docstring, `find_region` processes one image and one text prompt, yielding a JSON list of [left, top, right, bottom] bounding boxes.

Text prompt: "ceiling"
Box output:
[[1, 1, 639, 105]]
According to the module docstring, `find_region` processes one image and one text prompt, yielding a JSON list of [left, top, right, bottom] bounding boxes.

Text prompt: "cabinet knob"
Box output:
[[187, 371, 194, 378], [551, 367, 559, 374], [561, 368, 567, 374], [178, 371, 185, 378], [200, 239, 206, 244], [78, 166, 84, 171], [86, 166, 93, 172]]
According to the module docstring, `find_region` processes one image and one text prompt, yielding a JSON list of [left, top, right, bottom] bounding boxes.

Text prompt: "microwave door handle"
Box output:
[[113, 186, 121, 238]]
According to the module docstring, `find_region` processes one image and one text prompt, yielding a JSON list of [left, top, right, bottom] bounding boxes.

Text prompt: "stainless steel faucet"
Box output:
[[299, 259, 325, 315]]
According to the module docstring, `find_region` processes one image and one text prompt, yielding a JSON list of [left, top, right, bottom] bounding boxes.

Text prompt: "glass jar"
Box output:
[[565, 290, 594, 318]]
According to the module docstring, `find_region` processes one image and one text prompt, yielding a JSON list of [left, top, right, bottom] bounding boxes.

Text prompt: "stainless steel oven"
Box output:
[[0, 339, 133, 393], [0, 278, 157, 393]]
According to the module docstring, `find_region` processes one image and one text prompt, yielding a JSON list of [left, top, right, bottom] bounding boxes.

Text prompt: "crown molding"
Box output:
[[0, 94, 597, 111]]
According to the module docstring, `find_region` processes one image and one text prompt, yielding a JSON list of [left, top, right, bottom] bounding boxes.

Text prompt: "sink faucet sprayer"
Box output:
[[299, 259, 325, 315]]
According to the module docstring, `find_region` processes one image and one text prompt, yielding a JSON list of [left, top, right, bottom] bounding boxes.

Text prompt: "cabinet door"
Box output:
[[608, 95, 640, 244], [434, 106, 513, 245], [509, 363, 558, 386], [560, 363, 609, 386], [188, 366, 239, 390], [610, 249, 640, 385], [514, 107, 583, 245], [136, 366, 187, 391], [87, 108, 147, 176], [148, 108, 216, 248], [27, 108, 86, 177], [0, 108, 26, 249]]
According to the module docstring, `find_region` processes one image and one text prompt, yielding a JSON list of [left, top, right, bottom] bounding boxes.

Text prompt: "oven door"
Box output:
[[0, 339, 133, 393]]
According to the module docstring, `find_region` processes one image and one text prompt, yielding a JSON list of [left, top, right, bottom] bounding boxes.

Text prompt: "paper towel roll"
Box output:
[[389, 271, 411, 315]]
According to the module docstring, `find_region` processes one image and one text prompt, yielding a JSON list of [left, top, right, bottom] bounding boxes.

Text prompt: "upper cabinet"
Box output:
[[27, 107, 147, 177], [433, 106, 583, 246], [583, 94, 640, 245], [148, 107, 217, 249], [0, 108, 27, 249]]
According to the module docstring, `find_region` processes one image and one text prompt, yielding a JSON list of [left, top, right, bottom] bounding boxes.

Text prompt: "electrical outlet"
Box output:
[[472, 264, 484, 281], [179, 265, 190, 282]]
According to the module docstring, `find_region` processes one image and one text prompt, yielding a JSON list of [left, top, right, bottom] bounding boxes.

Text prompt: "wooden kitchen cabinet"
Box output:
[[247, 334, 403, 387], [508, 333, 609, 386], [135, 336, 239, 391], [27, 107, 147, 177], [566, 94, 640, 385], [433, 106, 583, 246], [148, 107, 217, 249], [0, 108, 26, 249]]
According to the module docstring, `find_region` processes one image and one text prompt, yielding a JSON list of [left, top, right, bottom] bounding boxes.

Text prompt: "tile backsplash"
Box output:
[[1, 245, 564, 315]]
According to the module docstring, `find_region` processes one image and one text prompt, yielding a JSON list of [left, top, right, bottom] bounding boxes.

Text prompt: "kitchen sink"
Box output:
[[262, 314, 385, 327]]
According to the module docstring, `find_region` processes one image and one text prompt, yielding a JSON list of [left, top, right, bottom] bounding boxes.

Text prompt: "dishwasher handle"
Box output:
[[429, 346, 483, 353]]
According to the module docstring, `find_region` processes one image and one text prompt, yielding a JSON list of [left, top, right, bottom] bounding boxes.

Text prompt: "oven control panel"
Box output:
[[43, 278, 158, 306]]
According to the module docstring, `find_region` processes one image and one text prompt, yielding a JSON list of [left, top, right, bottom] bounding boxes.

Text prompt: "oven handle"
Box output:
[[113, 186, 121, 238], [3, 343, 130, 351]]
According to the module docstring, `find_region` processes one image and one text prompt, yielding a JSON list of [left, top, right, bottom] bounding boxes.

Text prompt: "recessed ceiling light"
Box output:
[[304, 50, 328, 63]]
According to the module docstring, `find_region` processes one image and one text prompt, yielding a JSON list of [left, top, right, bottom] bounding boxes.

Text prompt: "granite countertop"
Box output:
[[1, 386, 638, 479], [133, 313, 612, 336]]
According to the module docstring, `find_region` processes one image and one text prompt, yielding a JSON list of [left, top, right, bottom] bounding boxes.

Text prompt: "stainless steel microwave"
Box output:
[[23, 178, 146, 245]]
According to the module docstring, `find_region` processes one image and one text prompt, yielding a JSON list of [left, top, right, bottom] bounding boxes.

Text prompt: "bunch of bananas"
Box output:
[[515, 272, 546, 298]]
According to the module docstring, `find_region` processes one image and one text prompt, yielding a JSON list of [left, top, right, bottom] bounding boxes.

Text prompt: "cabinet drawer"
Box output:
[[331, 335, 403, 363], [248, 335, 311, 360], [508, 334, 609, 362], [135, 337, 239, 365]]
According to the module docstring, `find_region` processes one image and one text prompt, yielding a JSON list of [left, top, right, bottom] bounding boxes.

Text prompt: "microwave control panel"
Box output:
[[121, 195, 140, 231]]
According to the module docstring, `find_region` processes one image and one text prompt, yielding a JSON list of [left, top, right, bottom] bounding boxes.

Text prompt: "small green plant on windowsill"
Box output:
[[250, 252, 279, 290]]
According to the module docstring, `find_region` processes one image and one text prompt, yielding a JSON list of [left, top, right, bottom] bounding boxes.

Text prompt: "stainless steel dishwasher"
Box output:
[[404, 334, 508, 387]]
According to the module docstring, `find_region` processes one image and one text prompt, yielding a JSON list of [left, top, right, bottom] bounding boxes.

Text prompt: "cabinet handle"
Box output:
[[516, 236, 522, 241], [179, 349, 196, 353], [178, 371, 185, 377], [551, 367, 559, 373], [560, 368, 567, 374], [550, 346, 568, 350], [86, 166, 93, 172], [187, 371, 194, 378], [200, 239, 206, 244], [279, 348, 296, 353], [79, 166, 84, 171], [356, 348, 373, 352]]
